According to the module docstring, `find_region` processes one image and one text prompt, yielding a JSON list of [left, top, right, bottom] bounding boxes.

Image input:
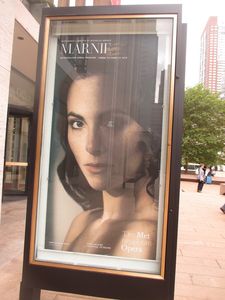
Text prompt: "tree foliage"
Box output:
[[182, 84, 225, 168]]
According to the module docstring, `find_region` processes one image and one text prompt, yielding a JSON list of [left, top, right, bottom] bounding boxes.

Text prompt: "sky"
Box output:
[[121, 0, 225, 87]]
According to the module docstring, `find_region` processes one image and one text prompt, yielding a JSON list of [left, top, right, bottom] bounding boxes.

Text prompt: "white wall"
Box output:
[[0, 0, 39, 220]]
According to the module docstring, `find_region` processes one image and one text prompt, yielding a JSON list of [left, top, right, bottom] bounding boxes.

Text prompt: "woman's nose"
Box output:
[[86, 126, 105, 155]]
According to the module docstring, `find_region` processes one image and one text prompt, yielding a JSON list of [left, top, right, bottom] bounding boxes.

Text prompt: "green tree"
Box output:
[[182, 84, 225, 170]]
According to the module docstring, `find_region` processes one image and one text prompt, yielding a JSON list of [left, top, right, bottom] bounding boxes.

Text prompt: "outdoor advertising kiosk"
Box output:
[[20, 4, 186, 300]]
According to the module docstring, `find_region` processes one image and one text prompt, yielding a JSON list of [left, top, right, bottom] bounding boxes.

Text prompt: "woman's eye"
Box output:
[[106, 120, 114, 128], [101, 120, 115, 129], [69, 119, 84, 129], [103, 118, 127, 130]]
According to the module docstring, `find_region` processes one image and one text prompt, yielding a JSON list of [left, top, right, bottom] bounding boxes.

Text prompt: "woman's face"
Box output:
[[67, 75, 145, 192]]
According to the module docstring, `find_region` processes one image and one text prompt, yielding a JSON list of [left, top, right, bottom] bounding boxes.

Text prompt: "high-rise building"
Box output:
[[200, 16, 225, 96]]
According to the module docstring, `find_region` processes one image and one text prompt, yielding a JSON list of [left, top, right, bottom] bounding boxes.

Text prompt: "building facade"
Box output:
[[0, 0, 38, 219], [200, 16, 225, 96]]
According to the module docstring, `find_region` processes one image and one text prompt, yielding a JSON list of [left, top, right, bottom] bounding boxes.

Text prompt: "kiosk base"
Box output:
[[19, 283, 40, 300]]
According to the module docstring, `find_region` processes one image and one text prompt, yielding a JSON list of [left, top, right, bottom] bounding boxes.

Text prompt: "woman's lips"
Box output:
[[84, 163, 109, 174]]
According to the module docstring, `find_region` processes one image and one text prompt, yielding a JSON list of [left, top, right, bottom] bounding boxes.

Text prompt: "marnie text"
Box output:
[[61, 41, 112, 56]]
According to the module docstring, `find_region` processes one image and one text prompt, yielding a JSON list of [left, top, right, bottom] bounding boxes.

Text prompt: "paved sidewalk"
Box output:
[[0, 181, 225, 300], [175, 182, 225, 300]]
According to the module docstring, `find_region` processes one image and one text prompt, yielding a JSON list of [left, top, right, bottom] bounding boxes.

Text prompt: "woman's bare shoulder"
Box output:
[[62, 208, 102, 250], [72, 208, 102, 226]]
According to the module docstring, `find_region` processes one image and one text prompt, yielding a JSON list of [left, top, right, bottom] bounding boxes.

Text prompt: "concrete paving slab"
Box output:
[[175, 181, 225, 300], [0, 181, 224, 300]]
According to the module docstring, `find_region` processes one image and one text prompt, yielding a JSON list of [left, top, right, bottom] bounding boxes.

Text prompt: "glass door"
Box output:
[[3, 115, 30, 195]]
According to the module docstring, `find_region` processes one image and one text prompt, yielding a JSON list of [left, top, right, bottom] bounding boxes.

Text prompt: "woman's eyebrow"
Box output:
[[99, 110, 128, 118], [67, 112, 85, 121]]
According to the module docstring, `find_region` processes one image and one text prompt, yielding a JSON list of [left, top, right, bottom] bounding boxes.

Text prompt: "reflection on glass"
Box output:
[[60, 74, 159, 259]]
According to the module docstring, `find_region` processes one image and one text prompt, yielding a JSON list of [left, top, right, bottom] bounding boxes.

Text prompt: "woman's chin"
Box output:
[[87, 179, 123, 192]]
